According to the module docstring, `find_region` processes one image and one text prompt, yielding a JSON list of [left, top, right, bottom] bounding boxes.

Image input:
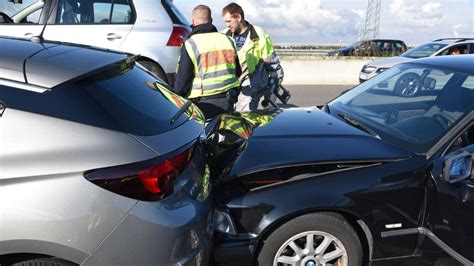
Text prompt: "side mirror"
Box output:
[[423, 77, 436, 90], [443, 151, 473, 183]]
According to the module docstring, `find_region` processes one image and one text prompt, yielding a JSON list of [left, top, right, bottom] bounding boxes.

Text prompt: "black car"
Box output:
[[210, 55, 474, 265], [329, 39, 407, 57]]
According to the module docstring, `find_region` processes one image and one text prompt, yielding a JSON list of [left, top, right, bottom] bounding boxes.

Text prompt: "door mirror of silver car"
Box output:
[[443, 151, 473, 183]]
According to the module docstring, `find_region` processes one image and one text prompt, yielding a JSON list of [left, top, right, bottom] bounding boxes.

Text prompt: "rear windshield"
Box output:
[[1, 62, 192, 136], [161, 0, 189, 25], [76, 62, 191, 135]]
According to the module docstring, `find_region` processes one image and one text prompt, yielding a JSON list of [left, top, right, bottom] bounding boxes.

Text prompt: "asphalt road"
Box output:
[[283, 84, 357, 107]]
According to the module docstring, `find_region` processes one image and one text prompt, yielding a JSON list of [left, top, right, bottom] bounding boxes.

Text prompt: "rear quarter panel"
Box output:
[[120, 0, 179, 73], [0, 108, 153, 263]]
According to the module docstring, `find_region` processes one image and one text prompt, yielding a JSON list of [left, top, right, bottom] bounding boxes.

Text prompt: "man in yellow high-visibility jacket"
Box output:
[[174, 5, 241, 119], [221, 3, 284, 112]]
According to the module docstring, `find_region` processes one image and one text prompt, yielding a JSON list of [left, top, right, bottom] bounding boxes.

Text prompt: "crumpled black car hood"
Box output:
[[218, 107, 414, 179]]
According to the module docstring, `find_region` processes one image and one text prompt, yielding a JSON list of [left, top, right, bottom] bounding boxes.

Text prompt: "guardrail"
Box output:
[[280, 58, 374, 85], [275, 49, 333, 56]]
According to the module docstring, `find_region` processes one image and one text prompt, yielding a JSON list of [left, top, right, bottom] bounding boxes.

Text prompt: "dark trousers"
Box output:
[[194, 88, 239, 120]]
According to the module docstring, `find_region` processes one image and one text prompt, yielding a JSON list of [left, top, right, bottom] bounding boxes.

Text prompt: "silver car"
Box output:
[[0, 0, 190, 84], [0, 36, 212, 265], [359, 38, 474, 83]]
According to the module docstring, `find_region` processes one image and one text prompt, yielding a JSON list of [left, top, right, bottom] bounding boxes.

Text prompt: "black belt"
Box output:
[[193, 88, 239, 101]]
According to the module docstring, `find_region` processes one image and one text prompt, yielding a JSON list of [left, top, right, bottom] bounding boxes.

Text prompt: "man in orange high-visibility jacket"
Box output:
[[174, 5, 241, 119]]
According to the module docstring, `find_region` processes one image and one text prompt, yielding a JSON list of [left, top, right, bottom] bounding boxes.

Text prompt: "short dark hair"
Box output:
[[193, 5, 212, 16], [193, 5, 212, 24], [222, 3, 244, 19]]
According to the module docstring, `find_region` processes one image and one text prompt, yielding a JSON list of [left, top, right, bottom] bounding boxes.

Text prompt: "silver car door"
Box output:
[[42, 0, 133, 50]]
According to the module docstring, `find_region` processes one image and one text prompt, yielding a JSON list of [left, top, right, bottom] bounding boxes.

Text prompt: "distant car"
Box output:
[[359, 38, 474, 83], [328, 39, 407, 57], [210, 55, 474, 265], [0, 36, 212, 265], [0, 0, 190, 85]]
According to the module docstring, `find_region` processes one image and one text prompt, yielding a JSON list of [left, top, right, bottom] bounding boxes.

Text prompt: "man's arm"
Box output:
[[173, 46, 195, 97], [260, 31, 284, 83]]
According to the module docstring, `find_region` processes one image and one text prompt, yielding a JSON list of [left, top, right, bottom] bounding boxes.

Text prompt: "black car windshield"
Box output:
[[328, 63, 474, 153], [401, 43, 447, 59], [345, 41, 363, 49]]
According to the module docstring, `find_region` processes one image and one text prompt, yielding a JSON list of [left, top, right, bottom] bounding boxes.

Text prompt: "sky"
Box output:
[[173, 0, 474, 46]]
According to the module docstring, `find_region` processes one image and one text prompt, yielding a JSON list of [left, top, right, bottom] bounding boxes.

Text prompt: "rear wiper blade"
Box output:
[[337, 113, 381, 139], [170, 100, 193, 125]]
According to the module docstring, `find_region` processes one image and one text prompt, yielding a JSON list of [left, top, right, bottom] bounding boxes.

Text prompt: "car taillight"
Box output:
[[167, 25, 190, 46], [85, 146, 194, 201]]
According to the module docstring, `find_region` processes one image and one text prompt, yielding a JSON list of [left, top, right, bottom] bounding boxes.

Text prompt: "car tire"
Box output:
[[394, 73, 420, 97], [10, 257, 75, 266], [257, 212, 362, 266], [137, 60, 168, 84]]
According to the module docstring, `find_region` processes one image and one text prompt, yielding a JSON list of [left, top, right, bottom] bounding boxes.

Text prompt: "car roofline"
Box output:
[[0, 35, 131, 57], [433, 37, 474, 42], [0, 78, 49, 93], [0, 54, 139, 93], [0, 37, 140, 92], [51, 54, 141, 89], [0, 36, 140, 90]]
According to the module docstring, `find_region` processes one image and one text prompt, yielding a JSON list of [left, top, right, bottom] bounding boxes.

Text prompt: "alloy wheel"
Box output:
[[273, 230, 348, 266]]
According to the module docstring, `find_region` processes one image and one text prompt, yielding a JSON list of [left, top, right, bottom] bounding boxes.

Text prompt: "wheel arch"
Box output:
[[0, 253, 78, 265], [0, 239, 87, 265], [136, 56, 169, 83], [253, 208, 373, 265]]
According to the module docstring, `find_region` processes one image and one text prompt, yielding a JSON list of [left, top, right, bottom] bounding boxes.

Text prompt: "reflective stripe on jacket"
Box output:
[[225, 24, 281, 76], [218, 112, 273, 139], [153, 82, 205, 125], [184, 32, 240, 99]]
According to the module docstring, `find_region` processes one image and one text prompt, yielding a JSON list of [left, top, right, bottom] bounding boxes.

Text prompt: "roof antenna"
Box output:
[[30, 0, 60, 43]]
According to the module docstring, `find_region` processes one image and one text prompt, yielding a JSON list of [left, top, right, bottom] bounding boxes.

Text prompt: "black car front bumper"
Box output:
[[212, 234, 259, 266]]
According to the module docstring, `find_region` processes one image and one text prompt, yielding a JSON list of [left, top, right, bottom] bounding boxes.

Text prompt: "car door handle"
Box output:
[[107, 33, 122, 41], [24, 33, 34, 37]]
